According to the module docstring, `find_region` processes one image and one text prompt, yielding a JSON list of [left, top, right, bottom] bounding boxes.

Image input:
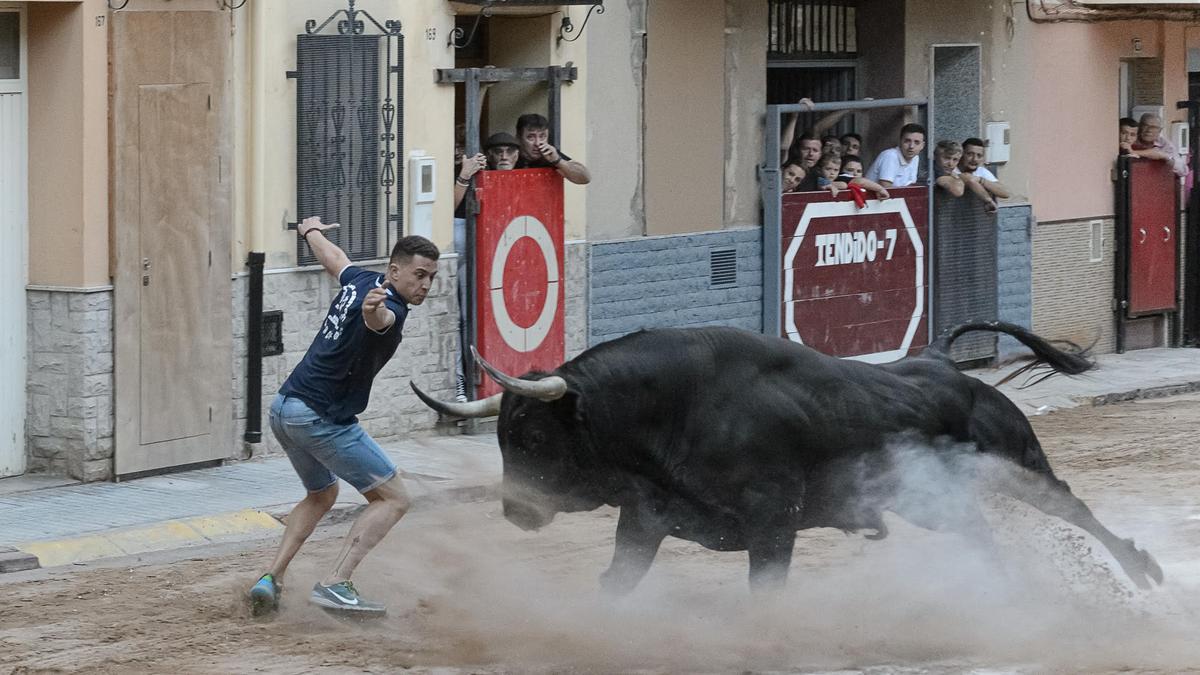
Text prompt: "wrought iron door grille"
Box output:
[[709, 248, 738, 288], [768, 0, 857, 59], [293, 8, 403, 266]]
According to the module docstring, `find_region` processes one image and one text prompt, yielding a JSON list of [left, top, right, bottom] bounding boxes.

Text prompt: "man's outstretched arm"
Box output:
[[298, 216, 351, 279]]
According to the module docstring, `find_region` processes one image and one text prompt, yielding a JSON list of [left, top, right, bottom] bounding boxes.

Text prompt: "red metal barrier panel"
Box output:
[[781, 186, 929, 362], [474, 169, 566, 398], [1127, 161, 1178, 316]]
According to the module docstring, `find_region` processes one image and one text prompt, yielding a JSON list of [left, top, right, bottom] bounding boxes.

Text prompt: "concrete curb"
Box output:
[[1075, 380, 1200, 407], [12, 508, 284, 569], [5, 482, 500, 573]]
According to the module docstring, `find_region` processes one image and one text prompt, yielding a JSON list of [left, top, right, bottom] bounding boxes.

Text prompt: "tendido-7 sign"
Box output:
[[780, 186, 929, 362]]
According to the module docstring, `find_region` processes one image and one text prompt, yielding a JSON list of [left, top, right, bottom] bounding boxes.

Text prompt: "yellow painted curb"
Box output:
[[16, 508, 283, 568]]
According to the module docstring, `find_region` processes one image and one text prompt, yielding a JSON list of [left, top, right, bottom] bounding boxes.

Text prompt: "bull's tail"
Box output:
[[928, 321, 1095, 384]]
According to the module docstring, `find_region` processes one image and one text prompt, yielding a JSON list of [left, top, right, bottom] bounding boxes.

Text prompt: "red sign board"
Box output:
[[473, 169, 566, 397], [1127, 160, 1178, 316], [780, 186, 929, 362]]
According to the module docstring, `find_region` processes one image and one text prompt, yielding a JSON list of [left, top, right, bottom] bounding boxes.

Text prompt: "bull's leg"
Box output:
[[599, 503, 668, 597], [984, 463, 1163, 589], [746, 528, 796, 593]]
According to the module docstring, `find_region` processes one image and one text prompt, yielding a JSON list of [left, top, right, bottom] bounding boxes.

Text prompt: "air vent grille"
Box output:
[[709, 248, 738, 288]]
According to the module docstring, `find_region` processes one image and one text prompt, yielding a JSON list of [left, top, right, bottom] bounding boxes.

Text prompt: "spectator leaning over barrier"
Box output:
[[1130, 113, 1187, 177], [834, 154, 890, 200], [958, 137, 1010, 205], [933, 140, 965, 198], [787, 132, 825, 172], [865, 123, 926, 188], [515, 113, 591, 184], [1119, 117, 1140, 156], [781, 159, 808, 193], [484, 132, 521, 171]]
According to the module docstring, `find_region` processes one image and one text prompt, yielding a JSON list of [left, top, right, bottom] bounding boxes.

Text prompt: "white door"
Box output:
[[0, 7, 27, 477]]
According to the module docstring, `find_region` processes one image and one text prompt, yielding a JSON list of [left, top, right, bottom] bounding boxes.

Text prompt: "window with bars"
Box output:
[[294, 33, 403, 264], [768, 0, 857, 59]]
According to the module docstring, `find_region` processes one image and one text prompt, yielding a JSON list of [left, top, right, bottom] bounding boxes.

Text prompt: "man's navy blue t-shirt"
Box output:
[[279, 265, 409, 424]]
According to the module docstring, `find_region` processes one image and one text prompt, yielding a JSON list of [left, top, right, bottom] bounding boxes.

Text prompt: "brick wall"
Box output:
[[997, 204, 1034, 360], [26, 288, 115, 482], [588, 228, 762, 346], [1031, 217, 1115, 354]]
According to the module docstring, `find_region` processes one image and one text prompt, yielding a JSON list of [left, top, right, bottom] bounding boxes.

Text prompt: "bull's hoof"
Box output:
[[1120, 540, 1165, 590]]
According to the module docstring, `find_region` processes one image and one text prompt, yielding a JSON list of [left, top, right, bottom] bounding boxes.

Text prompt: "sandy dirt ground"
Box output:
[[5, 394, 1200, 674]]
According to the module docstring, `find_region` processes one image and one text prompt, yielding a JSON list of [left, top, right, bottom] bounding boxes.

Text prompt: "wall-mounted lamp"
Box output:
[[558, 3, 603, 43], [1133, 37, 1143, 52]]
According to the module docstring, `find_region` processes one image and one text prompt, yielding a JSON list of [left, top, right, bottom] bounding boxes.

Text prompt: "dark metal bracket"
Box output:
[[449, 9, 491, 49], [306, 0, 402, 37], [557, 3, 604, 43]]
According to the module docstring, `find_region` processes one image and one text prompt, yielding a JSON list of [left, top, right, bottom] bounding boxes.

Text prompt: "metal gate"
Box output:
[[932, 193, 997, 363], [1115, 155, 1180, 351], [763, 97, 932, 361], [290, 0, 403, 264]]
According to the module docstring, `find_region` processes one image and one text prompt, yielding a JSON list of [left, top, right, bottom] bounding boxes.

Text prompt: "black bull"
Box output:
[[412, 323, 1163, 594]]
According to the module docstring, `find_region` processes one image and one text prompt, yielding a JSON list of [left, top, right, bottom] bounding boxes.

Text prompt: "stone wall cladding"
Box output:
[[1031, 217, 1116, 354], [587, 228, 763, 347], [234, 242, 588, 457], [997, 205, 1034, 360], [26, 288, 115, 482]]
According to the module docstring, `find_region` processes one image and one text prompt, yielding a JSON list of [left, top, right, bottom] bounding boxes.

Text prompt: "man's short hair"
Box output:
[[962, 137, 985, 151], [900, 123, 926, 138], [797, 132, 820, 145], [821, 134, 841, 145], [390, 235, 440, 266], [935, 140, 962, 157], [840, 132, 863, 145], [516, 113, 550, 136], [1119, 117, 1139, 129], [839, 154, 863, 168]]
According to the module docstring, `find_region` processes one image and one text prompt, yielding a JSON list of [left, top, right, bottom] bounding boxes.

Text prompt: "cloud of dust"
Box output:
[[356, 439, 1200, 673]]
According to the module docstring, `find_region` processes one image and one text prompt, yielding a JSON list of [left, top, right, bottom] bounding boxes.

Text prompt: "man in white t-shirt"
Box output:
[[958, 137, 1010, 201], [865, 123, 926, 187]]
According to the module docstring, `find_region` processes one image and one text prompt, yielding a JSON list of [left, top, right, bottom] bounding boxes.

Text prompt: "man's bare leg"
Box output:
[[321, 474, 410, 585], [266, 482, 340, 583]]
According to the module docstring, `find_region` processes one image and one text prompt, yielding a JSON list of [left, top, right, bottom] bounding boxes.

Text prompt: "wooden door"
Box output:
[[0, 7, 26, 477], [113, 12, 231, 476]]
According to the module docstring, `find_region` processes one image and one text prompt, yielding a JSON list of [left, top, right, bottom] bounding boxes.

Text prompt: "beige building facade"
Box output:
[[9, 0, 1200, 482]]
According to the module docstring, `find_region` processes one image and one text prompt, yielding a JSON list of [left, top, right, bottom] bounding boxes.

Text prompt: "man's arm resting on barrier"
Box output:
[[935, 175, 965, 197], [981, 178, 1010, 199], [555, 157, 591, 185], [297, 216, 351, 279]]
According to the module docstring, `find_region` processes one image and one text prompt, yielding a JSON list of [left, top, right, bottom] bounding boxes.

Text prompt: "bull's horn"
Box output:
[[471, 346, 567, 401], [409, 381, 502, 418]]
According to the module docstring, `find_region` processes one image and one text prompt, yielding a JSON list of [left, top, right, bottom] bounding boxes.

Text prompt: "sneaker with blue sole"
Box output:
[[310, 580, 387, 615], [249, 573, 280, 617]]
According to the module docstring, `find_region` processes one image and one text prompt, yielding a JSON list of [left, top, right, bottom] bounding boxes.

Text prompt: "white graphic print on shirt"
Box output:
[[321, 283, 358, 342]]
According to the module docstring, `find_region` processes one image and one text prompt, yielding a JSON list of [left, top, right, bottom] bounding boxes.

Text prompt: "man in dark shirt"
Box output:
[[514, 113, 591, 184], [248, 217, 439, 617]]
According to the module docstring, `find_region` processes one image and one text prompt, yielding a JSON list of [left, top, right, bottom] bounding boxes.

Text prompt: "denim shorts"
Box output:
[[268, 394, 398, 493]]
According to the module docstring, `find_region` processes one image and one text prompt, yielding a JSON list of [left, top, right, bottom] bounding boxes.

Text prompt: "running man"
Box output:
[[249, 216, 440, 616]]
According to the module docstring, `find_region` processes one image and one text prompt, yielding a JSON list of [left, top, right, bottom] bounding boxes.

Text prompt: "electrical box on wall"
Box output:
[[1171, 121, 1189, 156], [409, 152, 436, 240], [985, 121, 1010, 164]]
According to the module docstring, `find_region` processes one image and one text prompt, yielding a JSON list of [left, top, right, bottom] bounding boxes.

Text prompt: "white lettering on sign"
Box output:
[[813, 228, 898, 267]]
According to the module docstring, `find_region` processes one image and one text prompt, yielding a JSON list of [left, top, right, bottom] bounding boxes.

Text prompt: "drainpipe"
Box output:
[[244, 252, 266, 443]]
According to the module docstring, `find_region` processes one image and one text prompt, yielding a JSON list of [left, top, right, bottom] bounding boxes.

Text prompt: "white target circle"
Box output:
[[490, 215, 559, 353]]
